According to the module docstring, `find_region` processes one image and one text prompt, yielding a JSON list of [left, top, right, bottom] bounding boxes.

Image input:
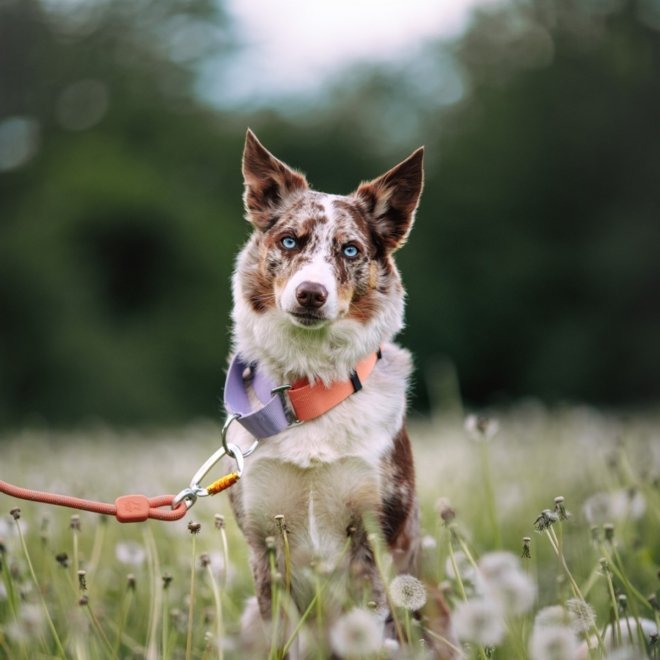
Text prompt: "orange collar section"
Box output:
[[286, 349, 382, 422]]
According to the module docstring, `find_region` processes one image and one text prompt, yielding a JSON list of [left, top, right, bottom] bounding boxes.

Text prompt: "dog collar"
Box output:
[[224, 349, 382, 439]]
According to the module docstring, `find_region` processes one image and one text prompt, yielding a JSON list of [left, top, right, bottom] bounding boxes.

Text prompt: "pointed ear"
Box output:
[[353, 147, 424, 252], [242, 129, 308, 231]]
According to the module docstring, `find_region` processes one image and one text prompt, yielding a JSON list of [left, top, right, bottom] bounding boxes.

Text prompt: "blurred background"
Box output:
[[1, 0, 660, 428]]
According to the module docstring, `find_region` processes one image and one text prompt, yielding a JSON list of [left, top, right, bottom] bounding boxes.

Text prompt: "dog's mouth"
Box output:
[[288, 311, 329, 328]]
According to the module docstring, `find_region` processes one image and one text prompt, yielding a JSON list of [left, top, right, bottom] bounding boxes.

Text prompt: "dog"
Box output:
[[225, 129, 453, 656]]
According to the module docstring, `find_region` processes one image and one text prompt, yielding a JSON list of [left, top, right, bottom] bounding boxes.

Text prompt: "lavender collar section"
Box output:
[[224, 355, 291, 439]]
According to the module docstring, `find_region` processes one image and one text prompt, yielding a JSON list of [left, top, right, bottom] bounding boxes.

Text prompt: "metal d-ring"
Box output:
[[221, 411, 260, 458]]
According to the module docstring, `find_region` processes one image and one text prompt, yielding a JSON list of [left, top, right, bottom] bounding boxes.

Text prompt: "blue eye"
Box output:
[[281, 236, 297, 250], [342, 244, 359, 258]]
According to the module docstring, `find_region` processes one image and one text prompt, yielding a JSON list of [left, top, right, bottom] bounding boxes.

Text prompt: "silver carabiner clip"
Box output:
[[172, 413, 258, 511]]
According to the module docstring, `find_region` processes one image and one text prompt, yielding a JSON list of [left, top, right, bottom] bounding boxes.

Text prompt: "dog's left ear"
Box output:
[[353, 147, 424, 252], [242, 129, 309, 231]]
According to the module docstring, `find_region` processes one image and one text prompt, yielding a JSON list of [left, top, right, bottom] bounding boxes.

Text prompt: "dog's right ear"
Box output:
[[242, 129, 308, 231]]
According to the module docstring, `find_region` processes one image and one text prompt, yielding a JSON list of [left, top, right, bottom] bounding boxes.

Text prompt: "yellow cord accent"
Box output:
[[206, 472, 240, 495]]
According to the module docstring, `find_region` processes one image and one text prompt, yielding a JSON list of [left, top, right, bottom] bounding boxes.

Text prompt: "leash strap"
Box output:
[[224, 349, 381, 438], [0, 479, 189, 522]]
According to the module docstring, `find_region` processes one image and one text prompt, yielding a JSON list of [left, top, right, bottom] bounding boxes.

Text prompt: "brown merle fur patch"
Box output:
[[379, 425, 416, 550]]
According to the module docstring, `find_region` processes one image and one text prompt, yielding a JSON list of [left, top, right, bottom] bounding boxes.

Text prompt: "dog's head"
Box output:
[[232, 129, 423, 378]]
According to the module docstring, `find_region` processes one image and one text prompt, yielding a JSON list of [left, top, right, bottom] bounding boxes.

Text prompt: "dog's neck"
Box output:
[[231, 287, 403, 387]]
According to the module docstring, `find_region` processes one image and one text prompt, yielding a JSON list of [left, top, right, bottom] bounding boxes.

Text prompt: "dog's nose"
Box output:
[[296, 281, 328, 309]]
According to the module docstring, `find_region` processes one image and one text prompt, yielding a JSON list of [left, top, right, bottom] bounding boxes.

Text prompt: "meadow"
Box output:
[[0, 405, 658, 658]]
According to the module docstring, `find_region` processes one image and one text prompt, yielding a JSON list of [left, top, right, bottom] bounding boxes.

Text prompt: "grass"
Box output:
[[0, 407, 658, 658]]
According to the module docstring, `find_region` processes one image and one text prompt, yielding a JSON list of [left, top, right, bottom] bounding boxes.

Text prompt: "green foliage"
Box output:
[[0, 410, 658, 657], [2, 0, 660, 425]]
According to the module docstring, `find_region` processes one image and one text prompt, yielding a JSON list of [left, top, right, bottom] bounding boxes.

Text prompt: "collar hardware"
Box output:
[[224, 349, 382, 441]]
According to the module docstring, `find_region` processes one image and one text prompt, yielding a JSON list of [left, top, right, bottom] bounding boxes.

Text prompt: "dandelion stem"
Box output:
[[478, 441, 501, 548], [144, 526, 162, 660], [275, 515, 292, 596], [84, 600, 114, 656], [114, 584, 135, 657], [544, 528, 606, 654], [281, 535, 353, 657], [205, 562, 224, 660], [185, 531, 198, 660], [217, 517, 230, 587], [446, 538, 468, 602], [14, 517, 66, 658], [424, 627, 468, 659], [87, 518, 106, 575], [602, 559, 622, 647], [370, 533, 405, 645]]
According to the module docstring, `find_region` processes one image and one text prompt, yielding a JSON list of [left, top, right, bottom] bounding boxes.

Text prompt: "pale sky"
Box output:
[[208, 0, 500, 104]]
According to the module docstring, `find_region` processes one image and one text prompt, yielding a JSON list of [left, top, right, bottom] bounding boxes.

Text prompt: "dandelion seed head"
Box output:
[[126, 573, 136, 591], [583, 489, 646, 524], [329, 607, 384, 656], [534, 605, 570, 628], [478, 551, 520, 580], [529, 624, 579, 660], [422, 534, 437, 550], [521, 536, 532, 559], [606, 647, 644, 660], [389, 574, 427, 611], [464, 414, 499, 442], [77, 569, 87, 591], [6, 603, 46, 642], [565, 598, 597, 634], [453, 598, 505, 646], [534, 509, 558, 532], [435, 497, 456, 524], [478, 552, 536, 615], [602, 617, 658, 649], [115, 540, 146, 566]]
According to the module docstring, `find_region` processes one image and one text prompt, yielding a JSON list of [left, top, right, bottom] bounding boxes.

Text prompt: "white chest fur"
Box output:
[[228, 343, 411, 567]]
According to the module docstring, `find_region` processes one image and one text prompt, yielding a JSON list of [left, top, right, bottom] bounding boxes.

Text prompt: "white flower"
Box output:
[[529, 624, 580, 660], [115, 541, 146, 566], [601, 616, 657, 649], [330, 608, 384, 657], [478, 551, 537, 615], [453, 597, 505, 646], [389, 574, 427, 611], [5, 603, 46, 643], [534, 606, 570, 629], [606, 646, 646, 660], [464, 414, 499, 442], [565, 598, 596, 635], [422, 534, 438, 550], [582, 489, 646, 524]]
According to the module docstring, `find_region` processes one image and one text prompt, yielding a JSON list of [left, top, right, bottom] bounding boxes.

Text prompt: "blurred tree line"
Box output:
[[1, 0, 659, 427]]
